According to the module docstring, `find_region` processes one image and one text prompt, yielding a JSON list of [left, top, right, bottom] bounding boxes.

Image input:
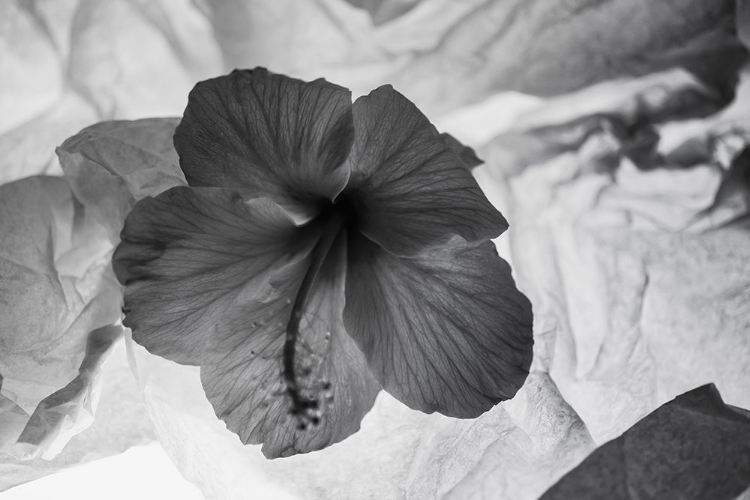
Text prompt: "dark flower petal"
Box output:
[[201, 233, 381, 458], [175, 68, 354, 214], [113, 186, 319, 365], [344, 85, 507, 256], [439, 133, 483, 170], [343, 232, 533, 417]]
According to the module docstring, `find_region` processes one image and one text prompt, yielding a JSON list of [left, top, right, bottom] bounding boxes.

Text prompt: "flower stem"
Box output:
[[284, 208, 346, 429]]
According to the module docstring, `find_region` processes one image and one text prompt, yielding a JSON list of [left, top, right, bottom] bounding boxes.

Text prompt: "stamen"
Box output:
[[283, 208, 347, 429]]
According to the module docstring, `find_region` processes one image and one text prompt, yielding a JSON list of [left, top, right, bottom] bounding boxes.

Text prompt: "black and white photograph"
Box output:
[[1, 1, 749, 499]]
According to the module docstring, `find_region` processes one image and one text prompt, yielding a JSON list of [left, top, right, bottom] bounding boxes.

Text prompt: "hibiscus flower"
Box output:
[[112, 68, 533, 458]]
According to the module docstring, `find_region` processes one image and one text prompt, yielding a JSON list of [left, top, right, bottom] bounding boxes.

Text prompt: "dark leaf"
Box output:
[[540, 384, 750, 500]]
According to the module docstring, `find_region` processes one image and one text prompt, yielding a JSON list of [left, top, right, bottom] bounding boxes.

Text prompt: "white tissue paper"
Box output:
[[0, 175, 124, 486], [479, 67, 750, 444], [1, 0, 750, 497], [127, 330, 595, 500]]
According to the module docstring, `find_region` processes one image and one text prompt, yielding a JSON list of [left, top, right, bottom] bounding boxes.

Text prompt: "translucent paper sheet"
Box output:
[[0, 339, 155, 491], [0, 176, 120, 459], [1, 0, 745, 185], [478, 69, 750, 444], [0, 175, 150, 490], [127, 330, 595, 500]]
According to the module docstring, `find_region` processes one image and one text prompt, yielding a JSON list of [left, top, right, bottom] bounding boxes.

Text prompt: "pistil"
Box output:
[[283, 206, 347, 429]]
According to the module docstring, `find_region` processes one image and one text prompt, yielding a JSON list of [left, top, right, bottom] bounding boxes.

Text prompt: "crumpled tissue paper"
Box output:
[[1, 0, 750, 496], [478, 65, 750, 445], [0, 175, 128, 487]]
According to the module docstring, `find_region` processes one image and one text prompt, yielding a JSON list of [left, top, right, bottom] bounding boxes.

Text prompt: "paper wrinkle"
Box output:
[[479, 69, 750, 445], [9, 325, 122, 461], [57, 118, 188, 243], [0, 176, 120, 409], [512, 69, 717, 133], [0, 0, 222, 186], [0, 338, 156, 492], [444, 373, 595, 500], [0, 91, 99, 186], [0, 376, 29, 452], [0, 1, 64, 136], [125, 327, 596, 500], [2, 1, 747, 186], [0, 0, 748, 496], [1, 324, 122, 461], [1, 116, 181, 477]]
